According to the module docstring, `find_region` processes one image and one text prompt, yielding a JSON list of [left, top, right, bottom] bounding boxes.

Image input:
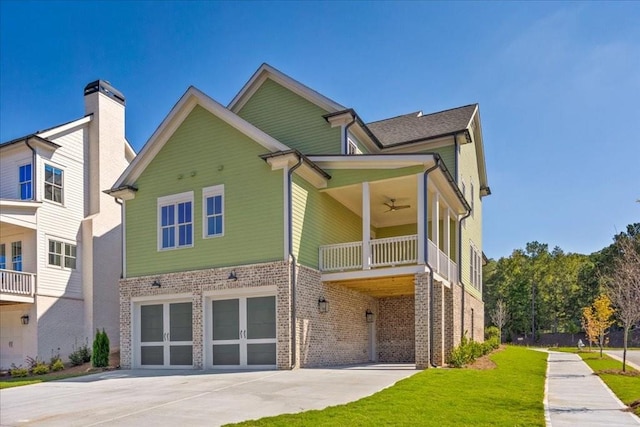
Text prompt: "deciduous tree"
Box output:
[[582, 294, 615, 357]]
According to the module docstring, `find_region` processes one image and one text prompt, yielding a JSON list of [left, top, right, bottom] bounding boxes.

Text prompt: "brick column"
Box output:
[[414, 273, 430, 369], [444, 286, 455, 363], [432, 281, 445, 366], [191, 284, 204, 369], [119, 280, 132, 369], [277, 261, 292, 369]]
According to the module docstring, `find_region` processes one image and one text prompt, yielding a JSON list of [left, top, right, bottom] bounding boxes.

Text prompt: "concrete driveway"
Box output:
[[0, 364, 417, 426]]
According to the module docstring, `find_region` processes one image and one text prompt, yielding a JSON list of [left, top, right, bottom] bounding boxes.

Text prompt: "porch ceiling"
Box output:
[[325, 274, 415, 298], [324, 175, 417, 228]]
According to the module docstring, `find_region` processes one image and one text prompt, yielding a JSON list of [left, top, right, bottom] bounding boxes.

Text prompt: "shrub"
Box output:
[[25, 355, 43, 370], [9, 365, 28, 378], [32, 362, 50, 375], [51, 358, 65, 372], [485, 326, 500, 341], [69, 338, 91, 366], [92, 328, 110, 368], [447, 333, 499, 368]]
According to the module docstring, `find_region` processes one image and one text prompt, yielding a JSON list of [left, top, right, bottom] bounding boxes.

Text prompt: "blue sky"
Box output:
[[1, 1, 638, 259]]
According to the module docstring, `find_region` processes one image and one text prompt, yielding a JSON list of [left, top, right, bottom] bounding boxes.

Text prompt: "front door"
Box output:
[[209, 295, 276, 368], [137, 301, 193, 368]]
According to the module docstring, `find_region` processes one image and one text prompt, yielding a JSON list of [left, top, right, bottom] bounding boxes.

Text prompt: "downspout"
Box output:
[[458, 210, 472, 339], [114, 198, 125, 279], [288, 155, 304, 369], [422, 159, 441, 368], [343, 113, 357, 154], [24, 138, 37, 200]]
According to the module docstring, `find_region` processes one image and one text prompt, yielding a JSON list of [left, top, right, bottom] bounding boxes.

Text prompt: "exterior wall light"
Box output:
[[21, 315, 30, 325], [318, 297, 328, 313], [151, 280, 161, 288], [366, 309, 374, 323], [228, 271, 238, 281]]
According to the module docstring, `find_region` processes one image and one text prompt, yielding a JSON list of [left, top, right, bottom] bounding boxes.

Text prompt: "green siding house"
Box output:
[[107, 64, 491, 370]]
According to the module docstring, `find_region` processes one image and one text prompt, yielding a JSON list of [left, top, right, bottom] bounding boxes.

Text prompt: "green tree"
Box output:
[[92, 329, 110, 368]]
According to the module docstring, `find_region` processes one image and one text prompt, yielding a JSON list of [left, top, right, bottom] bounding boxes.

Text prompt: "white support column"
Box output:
[[432, 192, 440, 272], [362, 181, 371, 270], [417, 174, 425, 265], [444, 208, 451, 279]]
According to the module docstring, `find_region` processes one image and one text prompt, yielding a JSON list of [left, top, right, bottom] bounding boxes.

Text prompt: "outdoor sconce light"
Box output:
[[318, 297, 328, 313], [151, 280, 161, 288], [228, 271, 238, 281], [366, 309, 374, 323], [21, 315, 29, 325]]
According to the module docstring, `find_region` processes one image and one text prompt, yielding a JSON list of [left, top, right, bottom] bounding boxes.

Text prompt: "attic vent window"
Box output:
[[416, 111, 423, 117], [347, 139, 361, 155]]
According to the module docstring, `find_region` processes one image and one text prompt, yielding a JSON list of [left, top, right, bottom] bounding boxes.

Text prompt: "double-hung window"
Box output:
[[203, 185, 224, 238], [0, 244, 6, 269], [48, 239, 77, 269], [11, 241, 22, 271], [19, 164, 32, 200], [158, 192, 193, 250], [44, 164, 63, 203]]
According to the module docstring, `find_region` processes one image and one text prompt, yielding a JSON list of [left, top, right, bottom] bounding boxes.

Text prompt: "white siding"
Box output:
[[0, 145, 32, 200]]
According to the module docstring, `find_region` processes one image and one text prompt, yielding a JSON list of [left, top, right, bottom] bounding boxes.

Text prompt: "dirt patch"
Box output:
[[467, 346, 505, 370], [596, 369, 640, 377], [1, 351, 120, 379], [626, 399, 640, 413]]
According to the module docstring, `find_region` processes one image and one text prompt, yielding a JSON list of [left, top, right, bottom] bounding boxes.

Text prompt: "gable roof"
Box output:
[[367, 104, 477, 147], [228, 63, 345, 114], [111, 86, 291, 190]]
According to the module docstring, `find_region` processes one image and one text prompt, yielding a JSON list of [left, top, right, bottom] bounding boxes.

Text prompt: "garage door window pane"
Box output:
[[170, 302, 192, 341], [212, 344, 239, 365], [212, 299, 239, 340], [141, 346, 163, 365], [141, 305, 163, 342], [247, 343, 276, 365], [247, 296, 276, 339], [170, 345, 193, 366]]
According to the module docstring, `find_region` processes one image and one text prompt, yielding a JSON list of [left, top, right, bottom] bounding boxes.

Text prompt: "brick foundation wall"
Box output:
[[119, 261, 291, 369], [414, 273, 430, 369], [377, 296, 415, 363], [450, 284, 485, 348], [296, 265, 376, 367]]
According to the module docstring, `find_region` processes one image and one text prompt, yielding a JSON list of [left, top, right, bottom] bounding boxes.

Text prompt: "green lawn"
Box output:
[[0, 372, 91, 389], [227, 346, 547, 427]]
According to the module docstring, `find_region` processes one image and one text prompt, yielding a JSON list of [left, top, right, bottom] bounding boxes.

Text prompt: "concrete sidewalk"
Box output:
[[545, 351, 640, 426]]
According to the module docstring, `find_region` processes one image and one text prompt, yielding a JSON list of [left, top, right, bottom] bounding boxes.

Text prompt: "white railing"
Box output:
[[319, 235, 459, 285], [319, 241, 362, 272], [0, 269, 35, 296], [370, 235, 417, 267]]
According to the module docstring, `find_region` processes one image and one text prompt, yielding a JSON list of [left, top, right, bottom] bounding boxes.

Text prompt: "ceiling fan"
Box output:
[[384, 199, 410, 212]]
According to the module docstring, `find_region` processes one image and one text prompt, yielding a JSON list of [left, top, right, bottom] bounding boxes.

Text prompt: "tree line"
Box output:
[[483, 223, 639, 343]]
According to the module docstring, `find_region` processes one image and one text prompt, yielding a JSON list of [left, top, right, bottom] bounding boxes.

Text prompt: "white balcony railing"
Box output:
[[0, 269, 35, 297], [370, 235, 417, 267], [319, 241, 362, 272], [320, 235, 457, 284]]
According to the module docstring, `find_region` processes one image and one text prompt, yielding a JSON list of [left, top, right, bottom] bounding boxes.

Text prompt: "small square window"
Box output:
[[48, 239, 76, 269], [44, 164, 63, 203]]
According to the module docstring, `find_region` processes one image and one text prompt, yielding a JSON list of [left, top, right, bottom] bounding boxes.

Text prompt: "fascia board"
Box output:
[[265, 153, 328, 189], [38, 116, 92, 139], [308, 154, 436, 170], [228, 63, 344, 113], [113, 86, 291, 189]]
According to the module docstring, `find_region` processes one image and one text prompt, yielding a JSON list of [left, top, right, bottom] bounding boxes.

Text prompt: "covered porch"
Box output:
[[318, 171, 466, 285]]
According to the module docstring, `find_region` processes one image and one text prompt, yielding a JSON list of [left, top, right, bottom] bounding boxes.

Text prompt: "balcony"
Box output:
[[320, 235, 457, 284], [0, 269, 35, 304]]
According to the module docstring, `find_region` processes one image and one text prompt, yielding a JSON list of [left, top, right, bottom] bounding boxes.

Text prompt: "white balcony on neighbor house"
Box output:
[[319, 235, 457, 283], [0, 269, 35, 303]]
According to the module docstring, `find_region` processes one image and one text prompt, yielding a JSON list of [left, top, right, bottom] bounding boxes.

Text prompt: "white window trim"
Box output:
[[157, 191, 194, 251], [46, 236, 77, 270], [347, 139, 361, 155], [44, 163, 64, 205], [202, 184, 225, 239]]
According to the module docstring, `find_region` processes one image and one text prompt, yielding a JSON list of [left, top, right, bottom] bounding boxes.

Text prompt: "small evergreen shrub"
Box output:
[[69, 338, 91, 366], [92, 328, 110, 368], [447, 333, 500, 368], [51, 358, 65, 372], [32, 362, 50, 375], [9, 365, 28, 378]]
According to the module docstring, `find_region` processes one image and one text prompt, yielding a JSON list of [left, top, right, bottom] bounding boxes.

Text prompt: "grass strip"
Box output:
[[227, 346, 546, 427], [0, 372, 91, 389]]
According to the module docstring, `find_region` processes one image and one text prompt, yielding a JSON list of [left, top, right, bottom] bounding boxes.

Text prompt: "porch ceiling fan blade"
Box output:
[[384, 199, 411, 212]]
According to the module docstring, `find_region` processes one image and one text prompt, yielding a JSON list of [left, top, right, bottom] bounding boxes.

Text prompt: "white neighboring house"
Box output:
[[0, 81, 134, 369]]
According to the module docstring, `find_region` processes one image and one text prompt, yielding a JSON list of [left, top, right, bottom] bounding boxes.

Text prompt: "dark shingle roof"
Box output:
[[367, 104, 477, 147]]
